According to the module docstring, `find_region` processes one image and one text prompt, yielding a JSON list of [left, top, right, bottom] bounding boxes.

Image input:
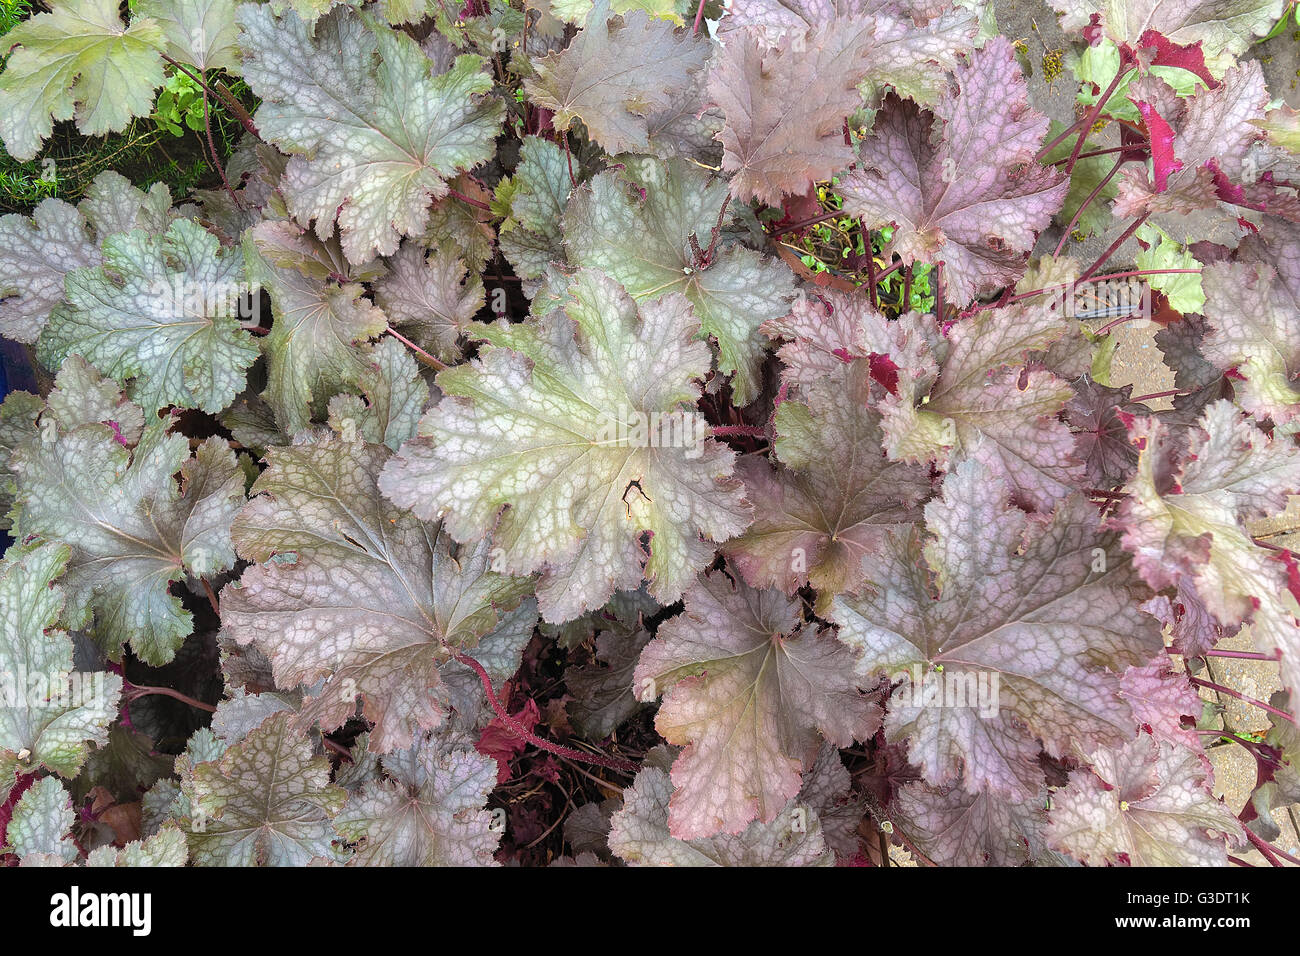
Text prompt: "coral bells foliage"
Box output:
[[2, 0, 1300, 870]]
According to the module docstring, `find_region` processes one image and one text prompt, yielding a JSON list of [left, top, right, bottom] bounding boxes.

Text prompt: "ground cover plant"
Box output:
[[0, 0, 1298, 868]]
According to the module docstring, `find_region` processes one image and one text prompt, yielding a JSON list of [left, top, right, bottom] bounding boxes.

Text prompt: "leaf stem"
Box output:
[[875, 260, 903, 283], [386, 327, 448, 370], [1196, 728, 1282, 770], [1077, 213, 1149, 284], [692, 0, 706, 33], [1242, 826, 1287, 867], [123, 682, 216, 713], [321, 736, 353, 762], [1204, 649, 1281, 661], [768, 210, 840, 237], [700, 193, 731, 267], [1130, 388, 1190, 402], [212, 79, 258, 137], [1063, 69, 1129, 174], [1034, 112, 1093, 163], [448, 187, 492, 211], [1092, 312, 1146, 336], [862, 792, 936, 866], [1093, 268, 1202, 281], [712, 424, 767, 438], [161, 54, 258, 138], [1190, 678, 1297, 724], [1048, 143, 1144, 166], [1053, 156, 1125, 257], [201, 577, 220, 616], [452, 651, 639, 774], [562, 132, 577, 188], [964, 268, 1203, 316], [864, 242, 879, 309], [1253, 834, 1300, 866], [934, 260, 944, 320], [200, 80, 241, 205]]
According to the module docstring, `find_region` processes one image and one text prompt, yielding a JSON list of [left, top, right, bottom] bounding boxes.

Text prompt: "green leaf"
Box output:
[[880, 301, 1082, 512], [894, 781, 1050, 866], [525, 0, 710, 155], [496, 136, 580, 281], [563, 617, 652, 739], [0, 202, 100, 345], [0, 542, 122, 781], [69, 723, 173, 804], [0, 0, 166, 160], [1250, 103, 1300, 154], [37, 219, 259, 415], [238, 6, 505, 264], [540, 586, 661, 650], [761, 286, 942, 388], [1048, 0, 1285, 73], [379, 268, 753, 623], [1135, 223, 1205, 315], [711, 12, 979, 204], [608, 766, 836, 866], [10, 414, 246, 665], [1113, 402, 1300, 692], [180, 712, 347, 866], [1069, 39, 1208, 125], [372, 241, 483, 363], [136, 0, 239, 70], [547, 0, 687, 26], [267, 0, 360, 29], [1201, 243, 1300, 424], [245, 220, 389, 435], [1, 354, 146, 532], [5, 776, 79, 864], [1042, 119, 1122, 241], [839, 39, 1068, 306], [326, 337, 431, 451], [0, 390, 43, 530], [0, 171, 176, 343], [564, 161, 796, 405], [1247, 691, 1300, 843], [335, 731, 501, 865], [1112, 65, 1270, 236], [85, 826, 188, 866], [1047, 734, 1243, 866], [222, 437, 534, 752], [723, 359, 931, 611]]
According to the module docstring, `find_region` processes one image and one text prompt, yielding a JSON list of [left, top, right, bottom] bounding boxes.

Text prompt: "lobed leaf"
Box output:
[[839, 38, 1068, 305], [831, 459, 1163, 798], [222, 437, 534, 752], [0, 0, 166, 160], [379, 268, 752, 623], [634, 568, 880, 838], [238, 6, 505, 264]]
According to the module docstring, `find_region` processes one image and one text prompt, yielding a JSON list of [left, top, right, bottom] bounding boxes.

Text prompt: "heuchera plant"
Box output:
[[0, 0, 1297, 868]]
